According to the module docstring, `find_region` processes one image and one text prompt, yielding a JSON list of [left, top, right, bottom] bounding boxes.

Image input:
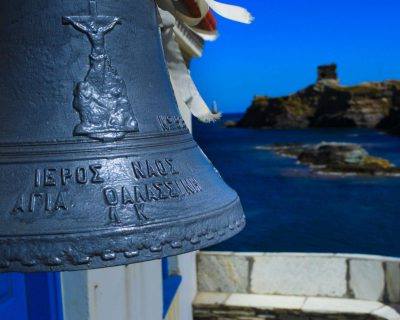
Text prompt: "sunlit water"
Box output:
[[193, 114, 400, 256]]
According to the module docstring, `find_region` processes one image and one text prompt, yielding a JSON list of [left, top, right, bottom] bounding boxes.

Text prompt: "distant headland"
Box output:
[[230, 64, 400, 134]]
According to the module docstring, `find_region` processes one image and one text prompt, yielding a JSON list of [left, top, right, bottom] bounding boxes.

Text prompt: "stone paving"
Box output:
[[193, 292, 400, 320]]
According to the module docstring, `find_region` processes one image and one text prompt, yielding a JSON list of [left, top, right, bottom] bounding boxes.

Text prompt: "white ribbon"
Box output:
[[190, 26, 219, 41], [159, 9, 221, 123], [203, 0, 254, 24]]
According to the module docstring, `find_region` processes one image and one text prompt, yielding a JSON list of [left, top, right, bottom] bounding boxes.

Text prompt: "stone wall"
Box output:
[[197, 252, 400, 304]]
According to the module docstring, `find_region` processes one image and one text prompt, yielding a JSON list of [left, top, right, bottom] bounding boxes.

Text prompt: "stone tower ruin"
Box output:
[[317, 64, 339, 85]]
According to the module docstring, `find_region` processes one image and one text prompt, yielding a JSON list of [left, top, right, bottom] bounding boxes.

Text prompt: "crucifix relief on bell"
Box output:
[[0, 0, 245, 272], [63, 1, 139, 141]]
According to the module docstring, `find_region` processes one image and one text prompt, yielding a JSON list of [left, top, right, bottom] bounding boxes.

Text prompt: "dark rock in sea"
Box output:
[[236, 64, 400, 133], [264, 142, 400, 176], [224, 120, 237, 128]]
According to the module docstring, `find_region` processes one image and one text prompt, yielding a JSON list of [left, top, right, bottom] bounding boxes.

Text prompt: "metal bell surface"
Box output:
[[0, 0, 245, 272]]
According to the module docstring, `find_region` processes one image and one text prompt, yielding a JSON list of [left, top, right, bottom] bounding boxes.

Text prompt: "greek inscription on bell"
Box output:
[[103, 177, 202, 206], [34, 165, 104, 187], [158, 116, 187, 132], [131, 158, 179, 180], [102, 177, 202, 224], [11, 191, 69, 214]]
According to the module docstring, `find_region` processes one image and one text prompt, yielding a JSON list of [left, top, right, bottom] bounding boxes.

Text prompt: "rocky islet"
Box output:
[[232, 64, 400, 134], [260, 142, 400, 176]]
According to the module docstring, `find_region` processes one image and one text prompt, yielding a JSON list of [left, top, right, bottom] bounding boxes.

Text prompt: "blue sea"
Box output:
[[193, 114, 400, 257]]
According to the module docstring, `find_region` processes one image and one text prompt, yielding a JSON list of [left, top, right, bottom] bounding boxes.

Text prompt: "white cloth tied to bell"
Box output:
[[205, 0, 253, 24], [157, 0, 253, 27], [159, 9, 221, 122]]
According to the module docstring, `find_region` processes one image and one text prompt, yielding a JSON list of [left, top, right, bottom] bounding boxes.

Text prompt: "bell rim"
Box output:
[[0, 196, 245, 273]]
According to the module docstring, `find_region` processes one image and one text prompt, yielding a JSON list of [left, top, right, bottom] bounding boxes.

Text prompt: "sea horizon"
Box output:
[[194, 114, 400, 257]]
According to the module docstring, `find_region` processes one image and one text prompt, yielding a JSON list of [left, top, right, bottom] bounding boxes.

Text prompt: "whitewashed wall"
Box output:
[[174, 252, 197, 320], [61, 261, 163, 320]]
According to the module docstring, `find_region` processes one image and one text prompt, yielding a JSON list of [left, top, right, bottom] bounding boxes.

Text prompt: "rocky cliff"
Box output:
[[377, 85, 400, 134], [235, 65, 400, 132]]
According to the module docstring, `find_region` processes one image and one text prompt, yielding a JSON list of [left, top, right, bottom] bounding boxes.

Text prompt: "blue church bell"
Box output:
[[0, 0, 245, 272]]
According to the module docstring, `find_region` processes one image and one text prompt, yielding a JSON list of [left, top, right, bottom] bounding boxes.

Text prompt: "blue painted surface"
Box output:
[[0, 273, 63, 320], [25, 273, 64, 320], [162, 258, 182, 318], [0, 273, 29, 320]]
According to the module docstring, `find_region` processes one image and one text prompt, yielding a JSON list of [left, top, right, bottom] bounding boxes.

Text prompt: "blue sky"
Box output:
[[190, 0, 400, 113]]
